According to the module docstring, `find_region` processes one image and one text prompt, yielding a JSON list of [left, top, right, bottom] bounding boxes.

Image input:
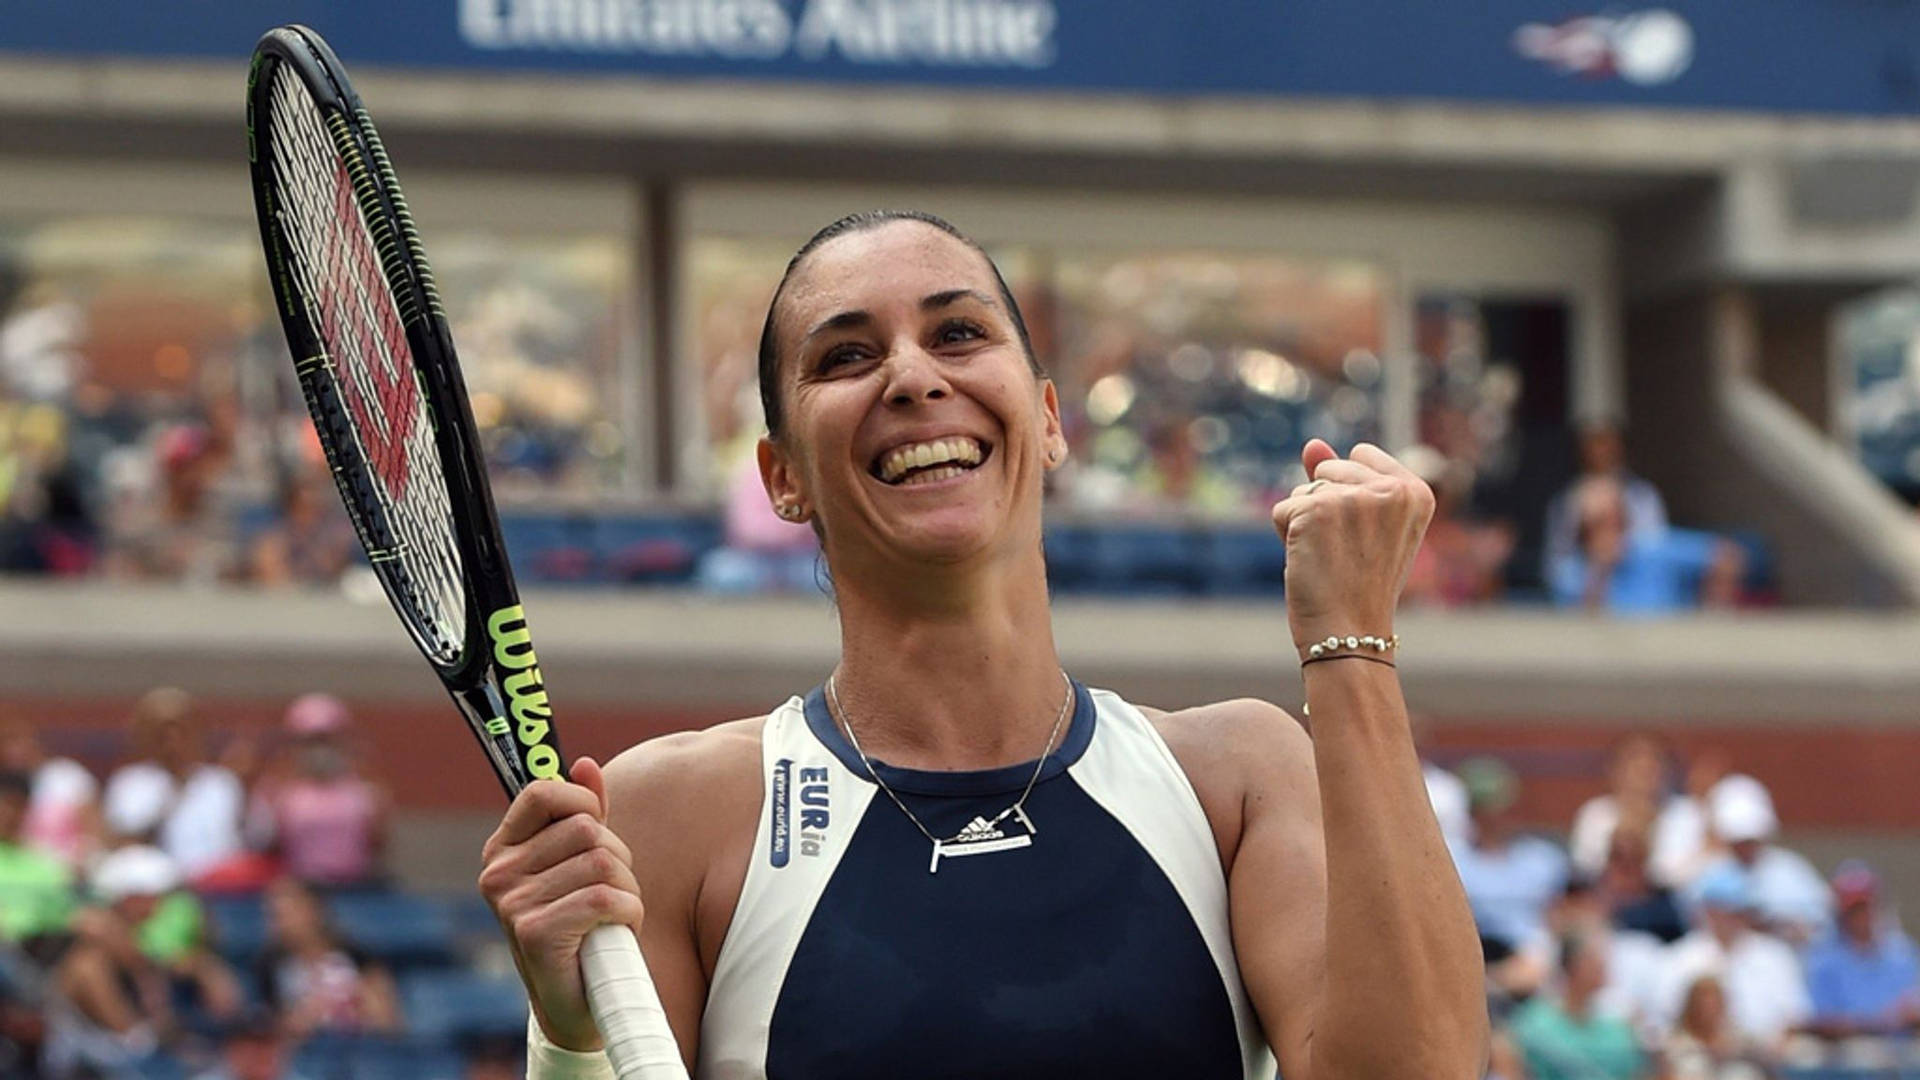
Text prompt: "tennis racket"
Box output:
[[246, 25, 687, 1079]]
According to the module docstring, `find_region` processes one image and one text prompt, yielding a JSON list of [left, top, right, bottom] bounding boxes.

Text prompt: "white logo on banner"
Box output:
[[460, 0, 1057, 68], [1513, 8, 1694, 87]]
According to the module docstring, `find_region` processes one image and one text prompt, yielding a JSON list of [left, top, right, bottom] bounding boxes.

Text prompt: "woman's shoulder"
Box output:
[[602, 716, 768, 852]]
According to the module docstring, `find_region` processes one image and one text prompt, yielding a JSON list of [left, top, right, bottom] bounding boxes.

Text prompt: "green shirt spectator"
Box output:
[[137, 888, 206, 964], [1510, 930, 1646, 1080], [0, 768, 73, 941], [0, 839, 72, 940]]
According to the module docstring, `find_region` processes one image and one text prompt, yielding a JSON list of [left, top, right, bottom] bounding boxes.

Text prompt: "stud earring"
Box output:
[[777, 504, 803, 521]]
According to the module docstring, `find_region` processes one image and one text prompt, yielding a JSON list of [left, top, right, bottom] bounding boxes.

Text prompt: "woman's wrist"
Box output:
[[528, 1012, 614, 1080], [1294, 631, 1399, 667]]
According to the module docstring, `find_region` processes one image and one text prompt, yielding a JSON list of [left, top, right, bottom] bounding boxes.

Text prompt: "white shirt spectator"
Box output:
[[25, 755, 97, 867], [1655, 927, 1809, 1044], [1683, 776, 1831, 939], [1568, 793, 1698, 882], [1424, 763, 1470, 847], [103, 762, 245, 879], [1693, 848, 1830, 938]]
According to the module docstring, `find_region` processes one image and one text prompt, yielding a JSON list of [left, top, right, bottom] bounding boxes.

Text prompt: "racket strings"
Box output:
[[265, 66, 467, 662]]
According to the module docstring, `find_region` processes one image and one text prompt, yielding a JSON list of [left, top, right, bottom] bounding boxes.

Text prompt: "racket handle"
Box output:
[[579, 923, 690, 1080]]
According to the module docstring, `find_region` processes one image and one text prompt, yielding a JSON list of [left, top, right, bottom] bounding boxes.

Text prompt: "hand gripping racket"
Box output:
[[246, 26, 688, 1078]]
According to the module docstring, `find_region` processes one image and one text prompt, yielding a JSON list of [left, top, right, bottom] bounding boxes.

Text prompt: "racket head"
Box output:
[[247, 25, 562, 793]]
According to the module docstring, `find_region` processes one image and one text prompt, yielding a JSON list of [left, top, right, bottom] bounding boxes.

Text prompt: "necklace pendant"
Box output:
[[927, 814, 1037, 873]]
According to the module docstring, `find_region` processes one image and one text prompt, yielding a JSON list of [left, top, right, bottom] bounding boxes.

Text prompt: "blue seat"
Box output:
[[330, 891, 458, 968], [1086, 523, 1205, 594], [1200, 526, 1287, 596], [291, 1034, 468, 1080], [1042, 522, 1098, 592], [402, 970, 531, 1041], [201, 892, 269, 966], [594, 510, 723, 585]]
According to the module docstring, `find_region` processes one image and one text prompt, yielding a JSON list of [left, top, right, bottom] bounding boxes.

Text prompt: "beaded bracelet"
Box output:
[[1302, 633, 1400, 661]]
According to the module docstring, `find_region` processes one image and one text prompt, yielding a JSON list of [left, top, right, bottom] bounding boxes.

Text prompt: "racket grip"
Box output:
[[579, 923, 690, 1080]]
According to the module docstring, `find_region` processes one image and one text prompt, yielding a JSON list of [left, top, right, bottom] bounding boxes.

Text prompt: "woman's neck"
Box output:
[[828, 546, 1065, 771]]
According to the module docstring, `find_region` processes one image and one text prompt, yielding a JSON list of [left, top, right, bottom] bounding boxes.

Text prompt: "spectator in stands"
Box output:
[[1547, 877, 1666, 1034], [246, 474, 354, 588], [1568, 732, 1696, 885], [1802, 861, 1920, 1040], [0, 770, 73, 947], [102, 421, 238, 584], [1646, 748, 1738, 891], [191, 1009, 310, 1080], [102, 687, 248, 882], [1449, 757, 1569, 991], [1692, 775, 1829, 945], [0, 714, 98, 871], [1599, 823, 1689, 944], [45, 847, 178, 1078], [1546, 422, 1668, 568], [0, 401, 95, 576], [696, 450, 820, 593], [1549, 474, 1747, 614], [1661, 974, 1770, 1080], [1545, 423, 1749, 614], [93, 845, 244, 1026], [255, 878, 400, 1038], [252, 694, 389, 888], [1401, 444, 1514, 608], [1508, 930, 1645, 1080], [1656, 864, 1809, 1051]]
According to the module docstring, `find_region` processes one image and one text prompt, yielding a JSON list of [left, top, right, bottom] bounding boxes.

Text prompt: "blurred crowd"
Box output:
[[4, 251, 1769, 610], [0, 688, 412, 1079], [1426, 735, 1918, 1080]]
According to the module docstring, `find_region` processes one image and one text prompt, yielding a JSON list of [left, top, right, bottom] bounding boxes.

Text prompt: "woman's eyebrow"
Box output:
[[803, 289, 995, 344], [922, 288, 996, 312]]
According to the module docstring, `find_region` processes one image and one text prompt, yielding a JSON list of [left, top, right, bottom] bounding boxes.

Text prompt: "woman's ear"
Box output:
[[758, 436, 810, 523], [1040, 380, 1068, 469]]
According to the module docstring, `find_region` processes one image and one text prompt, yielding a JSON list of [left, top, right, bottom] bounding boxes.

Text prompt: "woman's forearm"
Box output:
[[1305, 660, 1487, 1080]]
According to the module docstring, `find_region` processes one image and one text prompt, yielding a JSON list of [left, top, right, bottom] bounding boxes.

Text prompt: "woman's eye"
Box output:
[[935, 320, 985, 346], [818, 345, 864, 371]]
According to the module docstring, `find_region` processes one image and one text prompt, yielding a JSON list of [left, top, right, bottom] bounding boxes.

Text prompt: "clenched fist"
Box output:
[[479, 758, 645, 1052], [1270, 439, 1435, 659]]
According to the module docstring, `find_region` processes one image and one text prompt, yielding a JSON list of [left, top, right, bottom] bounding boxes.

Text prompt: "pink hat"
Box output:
[[284, 693, 350, 736]]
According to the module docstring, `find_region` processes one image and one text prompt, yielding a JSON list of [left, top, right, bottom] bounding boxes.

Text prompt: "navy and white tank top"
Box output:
[[697, 681, 1273, 1079]]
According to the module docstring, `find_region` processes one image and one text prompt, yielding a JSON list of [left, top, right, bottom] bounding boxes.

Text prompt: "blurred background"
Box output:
[[3, 1, 1920, 1078]]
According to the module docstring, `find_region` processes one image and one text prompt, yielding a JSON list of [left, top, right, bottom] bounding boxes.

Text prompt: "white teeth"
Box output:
[[878, 438, 983, 483], [901, 464, 965, 487]]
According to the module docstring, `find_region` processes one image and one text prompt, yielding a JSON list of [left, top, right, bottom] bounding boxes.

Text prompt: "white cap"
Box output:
[[91, 844, 182, 901], [1710, 774, 1778, 843]]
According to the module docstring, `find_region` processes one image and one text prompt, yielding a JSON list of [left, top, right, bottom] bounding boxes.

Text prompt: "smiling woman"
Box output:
[[481, 209, 1489, 1080]]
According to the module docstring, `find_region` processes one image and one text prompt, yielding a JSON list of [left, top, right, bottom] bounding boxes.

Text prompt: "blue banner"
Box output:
[[5, 2, 1919, 116]]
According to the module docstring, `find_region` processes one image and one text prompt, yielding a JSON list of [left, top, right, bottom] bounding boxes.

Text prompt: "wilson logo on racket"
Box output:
[[486, 605, 563, 780], [320, 158, 420, 503]]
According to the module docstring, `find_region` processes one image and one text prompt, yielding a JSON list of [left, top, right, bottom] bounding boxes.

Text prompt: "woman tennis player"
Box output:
[[479, 211, 1487, 1080]]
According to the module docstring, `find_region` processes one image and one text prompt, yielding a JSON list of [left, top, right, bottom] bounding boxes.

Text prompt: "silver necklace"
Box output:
[[827, 670, 1074, 874]]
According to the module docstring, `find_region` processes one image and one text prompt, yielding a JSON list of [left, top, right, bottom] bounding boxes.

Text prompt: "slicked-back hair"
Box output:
[[756, 210, 1042, 440]]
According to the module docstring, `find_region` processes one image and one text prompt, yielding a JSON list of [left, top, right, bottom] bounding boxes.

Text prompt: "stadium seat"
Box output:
[[1200, 526, 1288, 596], [330, 890, 459, 968], [401, 969, 533, 1041], [290, 1034, 468, 1080], [594, 509, 723, 585], [1042, 523, 1098, 592], [1086, 523, 1206, 594], [201, 892, 269, 967]]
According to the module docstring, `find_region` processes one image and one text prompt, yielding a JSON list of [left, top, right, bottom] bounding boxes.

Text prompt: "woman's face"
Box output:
[[761, 222, 1065, 570]]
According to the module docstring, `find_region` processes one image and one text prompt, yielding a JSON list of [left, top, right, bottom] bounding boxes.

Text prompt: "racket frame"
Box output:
[[246, 25, 561, 796]]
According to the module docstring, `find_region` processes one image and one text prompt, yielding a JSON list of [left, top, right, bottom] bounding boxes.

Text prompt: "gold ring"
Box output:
[[1304, 479, 1330, 495]]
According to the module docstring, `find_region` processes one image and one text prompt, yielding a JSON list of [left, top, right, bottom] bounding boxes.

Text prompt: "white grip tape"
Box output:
[[579, 923, 690, 1080]]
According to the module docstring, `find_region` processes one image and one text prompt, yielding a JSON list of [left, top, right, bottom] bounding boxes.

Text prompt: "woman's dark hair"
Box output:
[[755, 210, 1041, 439]]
